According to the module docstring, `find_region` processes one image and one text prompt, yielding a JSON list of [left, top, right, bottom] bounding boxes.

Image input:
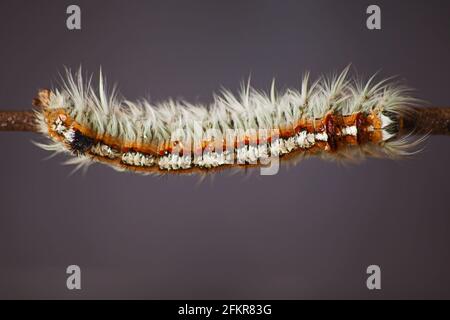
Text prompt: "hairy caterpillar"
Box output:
[[30, 66, 425, 175]]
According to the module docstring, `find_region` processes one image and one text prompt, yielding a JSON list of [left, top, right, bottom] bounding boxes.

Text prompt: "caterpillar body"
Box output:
[[32, 67, 421, 175]]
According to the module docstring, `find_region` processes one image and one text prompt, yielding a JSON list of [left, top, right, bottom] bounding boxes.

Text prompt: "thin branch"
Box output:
[[401, 107, 450, 135], [0, 111, 38, 132]]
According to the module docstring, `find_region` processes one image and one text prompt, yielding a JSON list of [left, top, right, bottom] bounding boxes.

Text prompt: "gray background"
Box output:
[[0, 0, 449, 299]]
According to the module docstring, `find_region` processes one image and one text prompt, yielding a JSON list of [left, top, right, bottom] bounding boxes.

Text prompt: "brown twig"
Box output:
[[0, 111, 38, 132], [401, 107, 450, 135], [0, 107, 450, 135]]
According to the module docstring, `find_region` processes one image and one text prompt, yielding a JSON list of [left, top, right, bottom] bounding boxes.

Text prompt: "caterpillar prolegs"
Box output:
[[31, 67, 424, 175]]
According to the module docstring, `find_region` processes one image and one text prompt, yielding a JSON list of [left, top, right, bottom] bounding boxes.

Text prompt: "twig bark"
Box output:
[[0, 111, 37, 132], [401, 107, 450, 135]]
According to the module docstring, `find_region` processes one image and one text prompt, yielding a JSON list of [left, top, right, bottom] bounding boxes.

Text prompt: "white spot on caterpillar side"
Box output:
[[121, 151, 155, 167], [285, 137, 297, 152], [315, 132, 328, 141], [63, 128, 75, 142], [342, 125, 357, 136], [380, 114, 393, 128], [52, 116, 67, 134], [91, 143, 118, 159], [296, 131, 315, 148], [159, 153, 192, 170]]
